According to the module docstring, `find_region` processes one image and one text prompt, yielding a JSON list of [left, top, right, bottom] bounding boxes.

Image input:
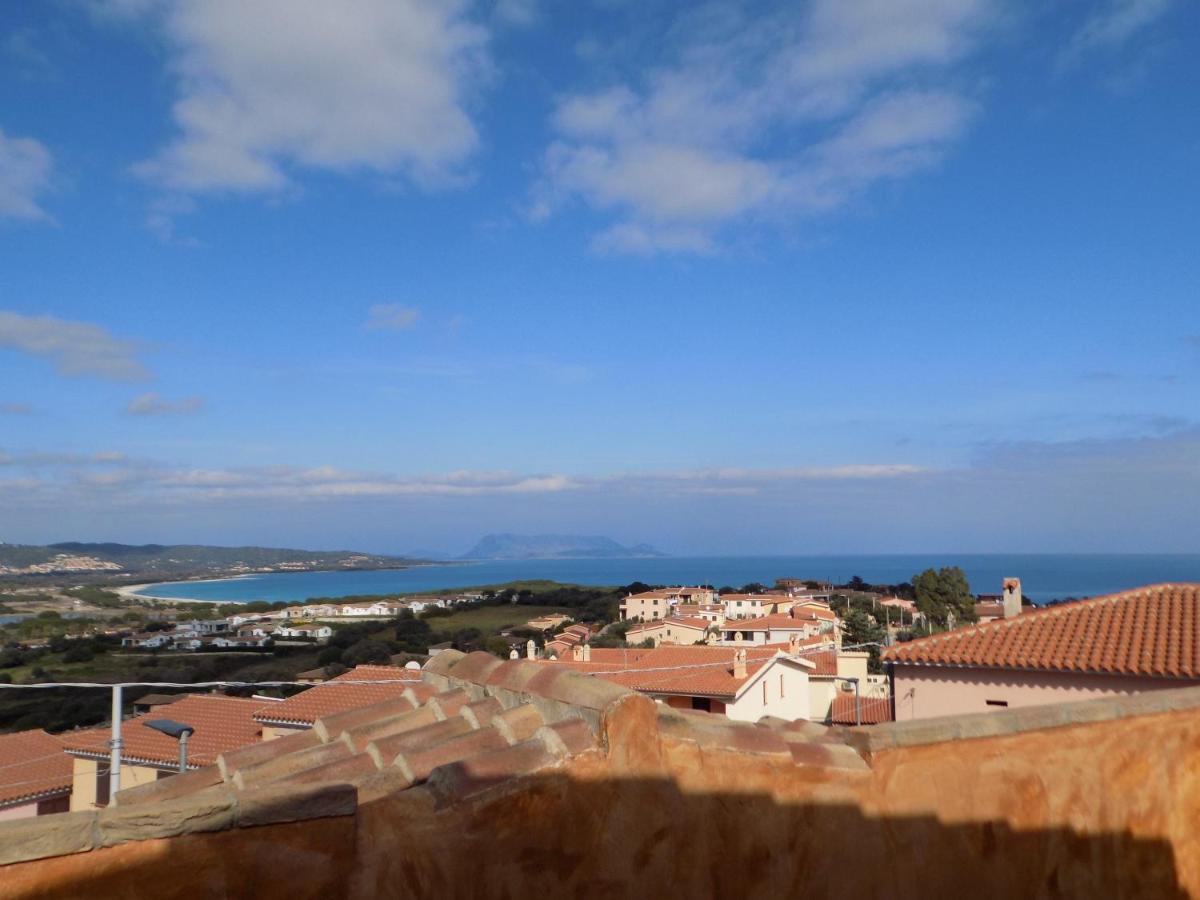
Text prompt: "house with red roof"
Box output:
[[545, 645, 816, 721], [0, 730, 73, 820], [253, 664, 422, 740], [625, 615, 713, 647], [60, 694, 266, 811], [883, 583, 1200, 721]]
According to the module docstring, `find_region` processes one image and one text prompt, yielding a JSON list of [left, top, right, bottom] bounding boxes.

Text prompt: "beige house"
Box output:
[[60, 695, 265, 810], [619, 587, 717, 621], [626, 615, 713, 647], [884, 583, 1200, 721]]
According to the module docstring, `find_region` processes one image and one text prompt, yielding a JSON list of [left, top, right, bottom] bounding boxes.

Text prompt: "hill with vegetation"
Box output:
[[0, 542, 424, 581]]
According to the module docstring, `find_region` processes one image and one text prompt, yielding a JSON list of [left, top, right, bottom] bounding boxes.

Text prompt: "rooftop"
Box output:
[[253, 665, 423, 727], [61, 695, 265, 768], [884, 583, 1200, 678], [545, 645, 790, 697], [0, 730, 73, 809]]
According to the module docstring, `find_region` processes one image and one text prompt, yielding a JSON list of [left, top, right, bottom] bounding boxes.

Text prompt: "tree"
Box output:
[[912, 567, 975, 627], [841, 609, 886, 673]]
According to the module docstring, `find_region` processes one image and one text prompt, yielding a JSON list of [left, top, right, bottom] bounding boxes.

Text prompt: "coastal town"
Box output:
[[3, 0, 1197, 892], [1, 573, 1198, 894]]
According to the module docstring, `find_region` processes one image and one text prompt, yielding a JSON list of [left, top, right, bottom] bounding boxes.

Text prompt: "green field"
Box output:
[[425, 604, 574, 633]]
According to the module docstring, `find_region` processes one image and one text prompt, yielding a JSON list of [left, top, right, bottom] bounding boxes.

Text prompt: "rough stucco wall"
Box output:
[[893, 665, 1200, 720], [1, 816, 356, 900], [5, 702, 1199, 899], [348, 707, 1198, 899]]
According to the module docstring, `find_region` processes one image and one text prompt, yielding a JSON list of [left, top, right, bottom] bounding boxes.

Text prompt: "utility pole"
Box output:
[[109, 684, 123, 796]]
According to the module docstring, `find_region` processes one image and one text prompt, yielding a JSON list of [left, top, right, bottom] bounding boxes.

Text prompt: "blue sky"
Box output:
[[1, 0, 1198, 555]]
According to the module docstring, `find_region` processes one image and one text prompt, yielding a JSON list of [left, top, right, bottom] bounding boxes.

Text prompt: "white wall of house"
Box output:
[[725, 660, 812, 723]]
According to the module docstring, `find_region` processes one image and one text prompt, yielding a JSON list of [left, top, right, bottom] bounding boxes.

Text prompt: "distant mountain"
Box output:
[[0, 542, 422, 580], [460, 534, 667, 560]]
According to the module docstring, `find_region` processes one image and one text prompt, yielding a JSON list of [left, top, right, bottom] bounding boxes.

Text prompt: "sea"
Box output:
[[130, 554, 1200, 606]]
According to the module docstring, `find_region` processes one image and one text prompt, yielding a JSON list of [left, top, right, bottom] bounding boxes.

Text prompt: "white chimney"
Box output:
[[1003, 578, 1022, 619]]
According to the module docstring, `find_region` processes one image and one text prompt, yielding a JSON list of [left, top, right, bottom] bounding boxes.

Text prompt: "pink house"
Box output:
[[884, 583, 1200, 721]]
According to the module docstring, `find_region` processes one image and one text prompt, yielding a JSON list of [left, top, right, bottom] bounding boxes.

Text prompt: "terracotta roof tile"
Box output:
[[253, 665, 422, 726], [0, 730, 73, 808], [830, 694, 893, 725], [547, 645, 785, 698], [61, 695, 264, 768], [883, 583, 1200, 678], [112, 652, 606, 814]]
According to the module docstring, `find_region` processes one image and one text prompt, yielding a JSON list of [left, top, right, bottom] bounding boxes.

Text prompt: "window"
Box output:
[[780, 674, 784, 698], [985, 699, 1009, 707], [96, 764, 111, 807], [691, 697, 711, 712], [762, 682, 768, 704]]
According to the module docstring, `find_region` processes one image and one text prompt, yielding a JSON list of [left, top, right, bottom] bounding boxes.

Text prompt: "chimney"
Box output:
[[582, 644, 591, 662], [509, 648, 519, 660], [788, 633, 800, 655], [526, 639, 536, 660], [732, 648, 747, 679], [1003, 578, 1022, 619], [572, 644, 584, 661]]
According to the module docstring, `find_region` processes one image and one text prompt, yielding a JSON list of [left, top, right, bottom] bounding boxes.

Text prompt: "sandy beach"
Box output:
[[112, 578, 253, 605]]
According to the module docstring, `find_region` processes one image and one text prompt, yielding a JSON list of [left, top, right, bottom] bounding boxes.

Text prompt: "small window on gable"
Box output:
[[762, 681, 768, 704], [985, 699, 1008, 707]]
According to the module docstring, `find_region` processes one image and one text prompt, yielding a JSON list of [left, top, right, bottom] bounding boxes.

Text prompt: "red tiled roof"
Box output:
[[61, 695, 265, 768], [0, 730, 73, 808], [830, 693, 893, 725], [722, 614, 813, 632], [629, 616, 710, 633], [548, 646, 786, 698], [254, 665, 422, 726], [883, 583, 1200, 678]]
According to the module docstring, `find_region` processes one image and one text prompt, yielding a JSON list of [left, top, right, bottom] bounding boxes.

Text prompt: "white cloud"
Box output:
[[0, 452, 925, 508], [365, 303, 421, 331], [535, 0, 995, 253], [0, 311, 149, 381], [0, 128, 53, 221], [1063, 0, 1174, 60], [129, 0, 488, 195], [125, 393, 204, 416], [494, 0, 537, 27]]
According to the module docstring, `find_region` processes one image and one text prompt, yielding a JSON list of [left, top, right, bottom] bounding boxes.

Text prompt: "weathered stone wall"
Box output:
[[5, 684, 1200, 899]]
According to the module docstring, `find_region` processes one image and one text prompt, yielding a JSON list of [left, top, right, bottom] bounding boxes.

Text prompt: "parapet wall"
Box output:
[[3, 654, 1199, 899]]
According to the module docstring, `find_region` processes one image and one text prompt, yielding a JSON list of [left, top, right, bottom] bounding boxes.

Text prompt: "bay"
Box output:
[[130, 553, 1200, 605]]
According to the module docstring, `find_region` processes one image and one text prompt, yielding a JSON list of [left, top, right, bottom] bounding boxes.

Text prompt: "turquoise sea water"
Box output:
[[132, 554, 1200, 605]]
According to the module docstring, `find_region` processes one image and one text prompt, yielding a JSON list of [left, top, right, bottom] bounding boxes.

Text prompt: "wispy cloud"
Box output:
[[0, 311, 149, 381], [0, 127, 54, 221], [1062, 0, 1174, 62], [129, 0, 489, 195], [0, 402, 32, 415], [534, 0, 994, 253], [125, 393, 203, 416], [0, 453, 925, 507], [365, 304, 421, 331]]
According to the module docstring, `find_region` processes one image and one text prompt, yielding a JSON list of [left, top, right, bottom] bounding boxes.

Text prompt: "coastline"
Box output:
[[113, 577, 258, 605]]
